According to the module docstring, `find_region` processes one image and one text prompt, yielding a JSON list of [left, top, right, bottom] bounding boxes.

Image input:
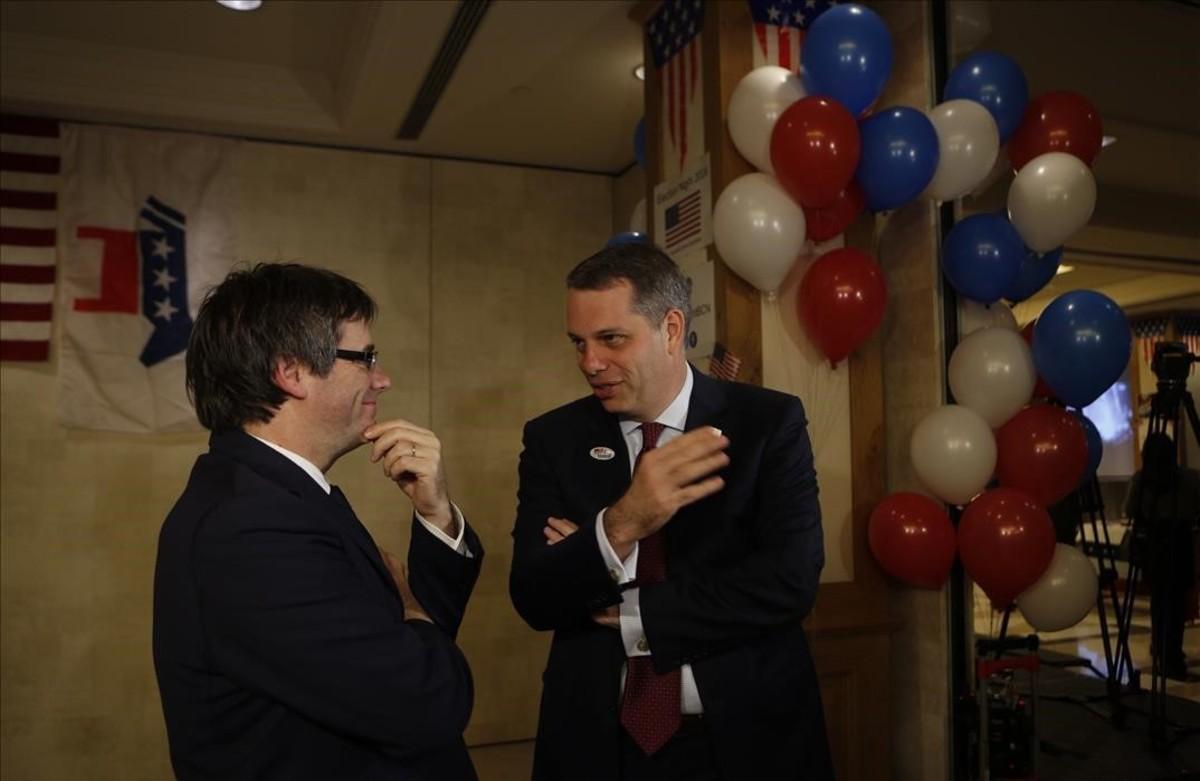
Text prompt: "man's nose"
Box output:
[[579, 344, 606, 375]]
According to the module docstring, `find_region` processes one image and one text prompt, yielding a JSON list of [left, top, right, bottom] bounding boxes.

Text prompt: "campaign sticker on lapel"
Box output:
[[589, 446, 616, 461]]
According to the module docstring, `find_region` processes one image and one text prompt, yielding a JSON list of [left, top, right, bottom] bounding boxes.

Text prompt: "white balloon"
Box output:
[[926, 100, 1000, 202], [949, 327, 1036, 428], [629, 198, 647, 234], [959, 299, 1018, 336], [713, 173, 807, 293], [910, 404, 997, 506], [727, 66, 807, 174], [1017, 543, 1099, 632], [1007, 152, 1096, 253]]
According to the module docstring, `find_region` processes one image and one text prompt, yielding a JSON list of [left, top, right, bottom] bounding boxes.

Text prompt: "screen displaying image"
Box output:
[[1083, 366, 1136, 479]]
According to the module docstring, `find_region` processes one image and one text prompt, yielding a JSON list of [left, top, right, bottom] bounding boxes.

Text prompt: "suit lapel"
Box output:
[[683, 366, 729, 433], [211, 430, 398, 599], [325, 487, 401, 599], [578, 398, 633, 512], [669, 369, 731, 556]]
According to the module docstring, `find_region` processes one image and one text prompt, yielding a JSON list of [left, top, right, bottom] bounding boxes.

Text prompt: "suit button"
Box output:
[[609, 568, 621, 582], [636, 638, 649, 653]]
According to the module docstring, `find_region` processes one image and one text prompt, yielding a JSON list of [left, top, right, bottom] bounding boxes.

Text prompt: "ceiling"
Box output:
[[1, 0, 1196, 192], [1014, 263, 1200, 326], [954, 0, 1200, 201], [0, 0, 646, 174]]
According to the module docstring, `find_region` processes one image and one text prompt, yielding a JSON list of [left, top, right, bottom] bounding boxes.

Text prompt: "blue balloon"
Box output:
[[944, 51, 1029, 142], [1005, 246, 1063, 303], [605, 231, 649, 248], [634, 119, 647, 169], [800, 3, 893, 117], [1073, 411, 1103, 477], [942, 213, 1025, 304], [855, 107, 940, 212], [1032, 290, 1132, 408]]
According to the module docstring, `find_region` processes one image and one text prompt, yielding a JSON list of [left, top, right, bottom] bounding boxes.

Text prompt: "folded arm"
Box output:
[[197, 499, 475, 756], [639, 399, 824, 672], [509, 422, 623, 631]]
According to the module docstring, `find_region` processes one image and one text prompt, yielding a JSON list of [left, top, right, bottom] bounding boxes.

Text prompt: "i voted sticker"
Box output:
[[589, 446, 616, 461]]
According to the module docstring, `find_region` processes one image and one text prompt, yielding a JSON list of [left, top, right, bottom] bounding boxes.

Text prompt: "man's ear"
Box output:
[[271, 356, 309, 400], [663, 308, 687, 355]]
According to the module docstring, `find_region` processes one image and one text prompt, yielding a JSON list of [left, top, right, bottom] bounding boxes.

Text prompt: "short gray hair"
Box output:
[[566, 243, 691, 331]]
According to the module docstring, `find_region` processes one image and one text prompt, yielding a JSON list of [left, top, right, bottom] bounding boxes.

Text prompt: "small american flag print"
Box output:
[[709, 342, 743, 381]]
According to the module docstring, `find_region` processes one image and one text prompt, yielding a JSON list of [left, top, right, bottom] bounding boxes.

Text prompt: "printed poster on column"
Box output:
[[58, 124, 239, 432], [677, 247, 715, 367], [653, 154, 712, 262]]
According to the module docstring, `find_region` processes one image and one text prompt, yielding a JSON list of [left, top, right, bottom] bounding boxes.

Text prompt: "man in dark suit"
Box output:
[[154, 263, 482, 780], [509, 244, 833, 780]]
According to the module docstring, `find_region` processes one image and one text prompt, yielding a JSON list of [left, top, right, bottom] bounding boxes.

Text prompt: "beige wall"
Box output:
[[612, 163, 645, 237], [0, 132, 609, 778]]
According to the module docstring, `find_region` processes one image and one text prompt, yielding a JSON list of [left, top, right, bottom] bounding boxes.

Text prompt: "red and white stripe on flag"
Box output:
[[747, 0, 841, 69], [648, 0, 705, 179], [1, 114, 59, 362], [709, 342, 743, 381], [751, 21, 803, 70]]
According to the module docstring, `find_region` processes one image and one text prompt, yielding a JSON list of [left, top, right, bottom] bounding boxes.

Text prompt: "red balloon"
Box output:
[[803, 183, 866, 243], [1008, 91, 1104, 171], [797, 248, 887, 366], [960, 488, 1056, 608], [770, 96, 861, 208], [868, 492, 957, 589], [996, 404, 1088, 507], [1020, 322, 1054, 400]]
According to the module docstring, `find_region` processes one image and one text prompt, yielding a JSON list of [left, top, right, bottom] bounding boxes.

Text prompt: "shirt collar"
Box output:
[[619, 364, 693, 436], [249, 434, 331, 494]]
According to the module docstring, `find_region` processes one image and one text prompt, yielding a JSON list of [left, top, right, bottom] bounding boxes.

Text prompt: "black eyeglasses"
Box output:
[[335, 348, 379, 371]]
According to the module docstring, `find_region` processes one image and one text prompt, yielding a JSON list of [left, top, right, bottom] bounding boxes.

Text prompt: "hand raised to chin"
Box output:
[[363, 419, 455, 536]]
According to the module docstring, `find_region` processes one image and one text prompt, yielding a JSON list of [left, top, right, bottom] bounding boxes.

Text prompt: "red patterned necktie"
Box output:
[[619, 421, 681, 755]]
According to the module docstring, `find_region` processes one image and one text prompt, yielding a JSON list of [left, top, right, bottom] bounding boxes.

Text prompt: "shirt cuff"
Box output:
[[595, 508, 638, 584], [595, 510, 648, 657], [619, 587, 650, 657], [415, 503, 473, 558]]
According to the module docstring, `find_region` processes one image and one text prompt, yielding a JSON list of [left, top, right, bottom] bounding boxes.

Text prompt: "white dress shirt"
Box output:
[[250, 435, 471, 556], [594, 366, 703, 714]]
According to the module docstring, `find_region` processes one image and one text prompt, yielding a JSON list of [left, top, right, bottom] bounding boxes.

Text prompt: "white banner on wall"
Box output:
[[57, 125, 239, 432]]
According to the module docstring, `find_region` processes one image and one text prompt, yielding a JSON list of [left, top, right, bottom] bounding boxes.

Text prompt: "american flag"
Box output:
[[663, 189, 702, 255], [748, 0, 838, 70], [648, 0, 703, 175], [1178, 315, 1200, 362], [708, 342, 743, 381], [1, 114, 59, 362], [1132, 316, 1169, 366]]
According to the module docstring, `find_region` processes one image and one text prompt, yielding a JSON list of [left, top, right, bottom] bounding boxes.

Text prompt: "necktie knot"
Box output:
[[641, 422, 664, 452]]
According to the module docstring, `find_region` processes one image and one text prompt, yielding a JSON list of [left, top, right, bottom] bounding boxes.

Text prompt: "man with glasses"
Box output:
[[153, 263, 482, 780]]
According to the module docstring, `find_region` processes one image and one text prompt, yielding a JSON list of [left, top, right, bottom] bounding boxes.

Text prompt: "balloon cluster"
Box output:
[[869, 283, 1125, 630], [856, 19, 1127, 635], [869, 288, 1126, 630], [939, 51, 1103, 305], [714, 4, 904, 366]]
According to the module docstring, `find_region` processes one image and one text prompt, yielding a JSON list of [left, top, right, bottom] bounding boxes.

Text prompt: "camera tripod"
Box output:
[[1110, 342, 1200, 750]]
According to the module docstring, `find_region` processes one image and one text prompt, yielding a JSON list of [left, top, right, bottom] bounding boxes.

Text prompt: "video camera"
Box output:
[[1151, 341, 1198, 390]]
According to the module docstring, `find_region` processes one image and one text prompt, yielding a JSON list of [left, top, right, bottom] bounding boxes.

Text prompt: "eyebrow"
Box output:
[[567, 329, 625, 340]]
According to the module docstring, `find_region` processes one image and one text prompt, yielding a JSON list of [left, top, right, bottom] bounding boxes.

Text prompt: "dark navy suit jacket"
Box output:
[[510, 368, 834, 780], [154, 430, 482, 780]]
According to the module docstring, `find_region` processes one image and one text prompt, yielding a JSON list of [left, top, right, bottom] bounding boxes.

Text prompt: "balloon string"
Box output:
[[995, 606, 1012, 659]]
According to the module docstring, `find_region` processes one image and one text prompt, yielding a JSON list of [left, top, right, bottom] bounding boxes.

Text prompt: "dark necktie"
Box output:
[[619, 421, 681, 755]]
